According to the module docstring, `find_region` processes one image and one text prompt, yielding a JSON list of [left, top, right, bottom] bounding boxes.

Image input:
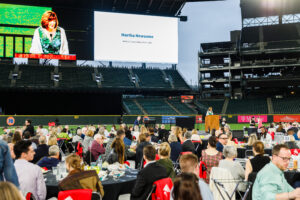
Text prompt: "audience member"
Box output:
[[32, 135, 49, 163], [59, 153, 104, 197], [172, 173, 203, 200], [37, 145, 60, 169], [8, 131, 22, 159], [201, 136, 222, 183], [219, 146, 246, 191], [72, 128, 83, 143], [57, 128, 71, 140], [82, 130, 94, 153], [90, 134, 105, 161], [157, 142, 176, 179], [0, 182, 24, 200], [107, 137, 125, 164], [181, 132, 195, 153], [172, 153, 213, 200], [0, 140, 19, 187], [135, 133, 151, 169], [158, 124, 169, 142], [226, 131, 237, 147], [23, 131, 37, 150], [247, 134, 258, 149], [149, 128, 159, 143], [23, 119, 34, 137], [216, 133, 228, 152], [252, 144, 300, 200], [48, 135, 58, 146], [245, 141, 270, 180], [131, 145, 167, 200], [36, 125, 48, 136], [168, 134, 182, 162], [103, 129, 124, 161], [191, 129, 201, 141], [14, 140, 46, 200]]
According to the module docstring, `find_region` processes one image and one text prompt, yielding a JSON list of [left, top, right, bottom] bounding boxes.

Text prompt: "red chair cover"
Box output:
[[291, 149, 300, 156], [151, 178, 173, 200], [58, 189, 92, 200], [76, 142, 83, 158], [26, 192, 32, 200], [199, 161, 207, 179]]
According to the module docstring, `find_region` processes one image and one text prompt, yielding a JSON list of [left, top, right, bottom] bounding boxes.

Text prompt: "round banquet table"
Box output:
[[45, 169, 138, 200]]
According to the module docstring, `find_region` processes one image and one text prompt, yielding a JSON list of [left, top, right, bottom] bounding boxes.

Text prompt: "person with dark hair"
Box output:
[[0, 140, 19, 187], [201, 136, 222, 183], [103, 129, 124, 161], [8, 131, 22, 159], [131, 145, 167, 200], [23, 131, 37, 150], [135, 132, 151, 169], [252, 144, 300, 200], [23, 119, 34, 137], [245, 141, 270, 180], [158, 124, 169, 142], [172, 173, 203, 200], [216, 133, 228, 153], [181, 132, 195, 153], [107, 137, 125, 164], [14, 140, 46, 200], [149, 127, 159, 143]]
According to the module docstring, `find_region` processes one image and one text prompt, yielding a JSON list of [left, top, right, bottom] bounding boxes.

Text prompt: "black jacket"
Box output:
[[32, 144, 49, 163], [23, 125, 35, 136], [135, 141, 151, 169], [158, 129, 169, 142], [131, 162, 167, 200], [181, 140, 195, 153]]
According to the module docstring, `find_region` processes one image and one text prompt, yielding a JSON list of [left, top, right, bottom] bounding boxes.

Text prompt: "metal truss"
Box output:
[[282, 14, 300, 24], [243, 16, 279, 27]]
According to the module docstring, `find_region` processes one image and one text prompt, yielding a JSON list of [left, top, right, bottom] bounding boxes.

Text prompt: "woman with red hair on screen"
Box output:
[[30, 11, 69, 55]]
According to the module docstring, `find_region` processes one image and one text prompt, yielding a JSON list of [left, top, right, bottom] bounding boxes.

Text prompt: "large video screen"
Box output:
[[94, 12, 178, 64], [0, 4, 51, 57]]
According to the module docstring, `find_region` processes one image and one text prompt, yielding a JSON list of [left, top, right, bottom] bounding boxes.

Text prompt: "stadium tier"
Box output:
[[195, 99, 224, 114], [226, 99, 268, 114], [272, 97, 300, 114], [0, 63, 190, 92]]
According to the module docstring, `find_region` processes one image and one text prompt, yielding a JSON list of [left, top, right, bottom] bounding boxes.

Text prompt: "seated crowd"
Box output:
[[0, 118, 300, 200]]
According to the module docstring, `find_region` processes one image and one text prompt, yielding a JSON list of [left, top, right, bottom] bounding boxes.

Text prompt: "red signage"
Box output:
[[273, 115, 300, 122], [6, 117, 15, 126], [238, 115, 268, 123], [15, 53, 77, 61], [195, 115, 202, 123], [48, 122, 56, 127]]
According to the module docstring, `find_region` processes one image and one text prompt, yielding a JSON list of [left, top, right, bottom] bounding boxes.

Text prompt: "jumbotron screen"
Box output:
[[94, 11, 178, 64]]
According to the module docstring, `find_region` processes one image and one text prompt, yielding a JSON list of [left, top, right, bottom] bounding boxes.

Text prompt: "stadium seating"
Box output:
[[16, 65, 53, 88], [59, 67, 98, 88], [164, 69, 190, 89], [98, 67, 135, 88], [132, 68, 171, 89], [0, 63, 14, 88], [123, 99, 143, 115], [136, 98, 178, 115], [167, 99, 197, 115], [195, 99, 224, 114], [226, 99, 268, 114], [272, 98, 300, 114]]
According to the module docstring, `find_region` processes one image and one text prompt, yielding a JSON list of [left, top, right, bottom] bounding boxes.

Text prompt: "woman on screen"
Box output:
[[30, 11, 69, 55]]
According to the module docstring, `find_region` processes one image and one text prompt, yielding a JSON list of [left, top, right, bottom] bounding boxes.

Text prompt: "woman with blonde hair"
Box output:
[[0, 182, 25, 200], [247, 134, 257, 148], [168, 134, 182, 162], [59, 153, 104, 197], [157, 142, 176, 179], [48, 135, 58, 146], [191, 129, 202, 142]]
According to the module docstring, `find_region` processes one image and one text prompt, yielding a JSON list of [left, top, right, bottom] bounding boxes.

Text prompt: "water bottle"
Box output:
[[97, 156, 103, 171]]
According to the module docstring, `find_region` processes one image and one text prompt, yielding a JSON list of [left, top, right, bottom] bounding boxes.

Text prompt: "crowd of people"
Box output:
[[0, 117, 299, 200]]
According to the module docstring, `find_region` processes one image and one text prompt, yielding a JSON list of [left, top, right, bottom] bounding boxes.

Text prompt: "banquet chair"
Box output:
[[192, 141, 203, 158], [25, 192, 36, 200], [210, 167, 252, 200], [58, 189, 102, 200], [146, 177, 173, 200], [245, 150, 253, 158]]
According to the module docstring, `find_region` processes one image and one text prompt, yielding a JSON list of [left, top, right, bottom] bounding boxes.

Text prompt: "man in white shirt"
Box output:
[[14, 140, 46, 200]]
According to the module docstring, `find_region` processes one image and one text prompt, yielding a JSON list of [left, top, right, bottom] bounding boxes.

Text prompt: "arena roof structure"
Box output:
[[241, 0, 300, 19], [2, 0, 223, 16]]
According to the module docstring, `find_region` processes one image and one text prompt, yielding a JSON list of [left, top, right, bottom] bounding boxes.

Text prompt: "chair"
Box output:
[[58, 189, 93, 200], [210, 167, 252, 200], [83, 150, 95, 166], [192, 141, 202, 158], [146, 178, 173, 200], [245, 150, 253, 158], [246, 172, 257, 200], [25, 192, 36, 200], [199, 161, 207, 179]]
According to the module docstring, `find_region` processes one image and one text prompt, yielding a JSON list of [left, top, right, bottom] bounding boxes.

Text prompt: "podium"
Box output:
[[205, 115, 219, 133]]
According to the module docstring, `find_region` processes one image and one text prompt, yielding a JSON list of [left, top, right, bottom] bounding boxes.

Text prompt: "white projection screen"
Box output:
[[94, 12, 178, 64]]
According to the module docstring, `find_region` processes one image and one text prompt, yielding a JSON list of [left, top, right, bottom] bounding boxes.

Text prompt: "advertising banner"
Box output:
[[238, 115, 268, 123], [273, 115, 300, 122]]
